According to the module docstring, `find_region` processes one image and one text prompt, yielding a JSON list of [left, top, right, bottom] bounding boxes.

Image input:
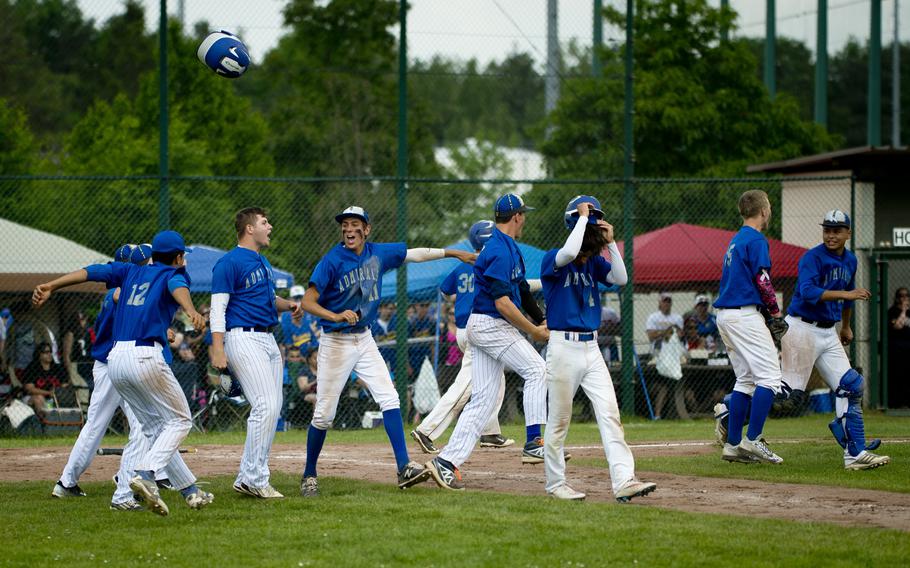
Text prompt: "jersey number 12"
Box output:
[[126, 282, 150, 306]]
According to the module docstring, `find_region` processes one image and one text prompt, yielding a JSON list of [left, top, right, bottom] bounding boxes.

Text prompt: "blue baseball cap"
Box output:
[[114, 244, 135, 263], [469, 220, 495, 250], [335, 205, 370, 224], [130, 243, 152, 265], [151, 230, 189, 254], [821, 209, 851, 229], [1, 308, 10, 318], [564, 195, 605, 230], [494, 193, 534, 218]]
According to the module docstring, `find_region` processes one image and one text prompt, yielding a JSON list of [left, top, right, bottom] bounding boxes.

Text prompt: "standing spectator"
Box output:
[[408, 301, 435, 380], [0, 307, 10, 371], [171, 343, 200, 410], [888, 287, 910, 408], [184, 304, 211, 368], [372, 302, 397, 370], [22, 342, 70, 417], [646, 292, 685, 420], [63, 311, 94, 387], [598, 300, 621, 362]]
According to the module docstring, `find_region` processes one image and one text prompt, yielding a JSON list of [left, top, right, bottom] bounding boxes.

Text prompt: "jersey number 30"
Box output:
[[457, 273, 474, 294], [126, 282, 150, 306]]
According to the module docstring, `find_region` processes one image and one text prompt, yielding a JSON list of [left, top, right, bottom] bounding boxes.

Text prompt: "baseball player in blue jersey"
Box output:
[[542, 196, 656, 502], [52, 244, 165, 510], [298, 205, 476, 497], [34, 230, 213, 516], [410, 221, 515, 453], [427, 194, 550, 491], [209, 207, 300, 499], [780, 210, 889, 470], [714, 190, 786, 464]]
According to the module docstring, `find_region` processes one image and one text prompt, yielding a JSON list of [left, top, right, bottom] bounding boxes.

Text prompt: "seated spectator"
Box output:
[[171, 342, 200, 409], [22, 342, 70, 417], [408, 301, 435, 380], [285, 345, 318, 427], [684, 294, 720, 351], [684, 318, 706, 351], [280, 286, 319, 358], [371, 301, 398, 370]]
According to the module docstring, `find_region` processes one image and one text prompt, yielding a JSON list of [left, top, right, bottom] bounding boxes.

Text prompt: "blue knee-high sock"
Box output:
[[746, 386, 775, 441], [304, 424, 327, 478], [179, 484, 199, 498], [526, 424, 542, 445], [726, 391, 752, 446], [382, 409, 410, 471]]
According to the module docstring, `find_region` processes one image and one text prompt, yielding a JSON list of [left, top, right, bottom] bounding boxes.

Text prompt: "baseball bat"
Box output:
[[96, 447, 197, 456]]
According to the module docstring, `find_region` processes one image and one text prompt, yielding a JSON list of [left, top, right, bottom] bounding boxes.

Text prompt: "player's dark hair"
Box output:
[[738, 190, 770, 219], [235, 206, 268, 238], [495, 212, 517, 224], [152, 251, 183, 266], [579, 223, 610, 257]]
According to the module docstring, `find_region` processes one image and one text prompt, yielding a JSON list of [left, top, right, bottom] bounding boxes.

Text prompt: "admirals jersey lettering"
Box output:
[[212, 247, 278, 329], [541, 249, 612, 332]]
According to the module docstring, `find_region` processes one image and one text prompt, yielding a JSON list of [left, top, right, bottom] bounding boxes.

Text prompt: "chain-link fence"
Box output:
[[2, 174, 876, 435]]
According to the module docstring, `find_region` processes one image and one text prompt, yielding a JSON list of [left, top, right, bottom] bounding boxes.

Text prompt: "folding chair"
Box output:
[[39, 386, 85, 434], [192, 389, 250, 432]]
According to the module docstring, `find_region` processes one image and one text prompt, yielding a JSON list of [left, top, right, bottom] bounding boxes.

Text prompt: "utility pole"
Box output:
[[593, 0, 603, 76], [815, 0, 828, 127], [546, 0, 560, 116], [893, 0, 901, 147], [720, 0, 729, 43], [765, 0, 776, 99], [869, 0, 882, 146]]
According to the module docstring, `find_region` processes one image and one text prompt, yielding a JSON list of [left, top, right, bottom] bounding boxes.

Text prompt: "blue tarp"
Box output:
[[184, 244, 295, 293]]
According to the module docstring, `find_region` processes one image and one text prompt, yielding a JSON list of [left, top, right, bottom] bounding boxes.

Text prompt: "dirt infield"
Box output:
[[3, 441, 908, 532]]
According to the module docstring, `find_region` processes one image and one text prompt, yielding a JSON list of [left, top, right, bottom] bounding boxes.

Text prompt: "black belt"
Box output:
[[563, 332, 595, 342], [237, 326, 271, 333], [135, 339, 158, 347], [724, 305, 759, 311], [799, 317, 836, 329]]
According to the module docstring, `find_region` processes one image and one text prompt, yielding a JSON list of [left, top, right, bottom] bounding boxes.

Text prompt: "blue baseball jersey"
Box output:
[[212, 247, 279, 329], [280, 311, 318, 348], [91, 288, 118, 363], [85, 262, 189, 349], [714, 226, 772, 309], [540, 249, 612, 332], [787, 244, 857, 323], [309, 242, 407, 333], [440, 262, 475, 329], [472, 229, 525, 319]]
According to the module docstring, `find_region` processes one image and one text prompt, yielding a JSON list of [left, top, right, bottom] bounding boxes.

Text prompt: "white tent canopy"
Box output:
[[0, 217, 111, 292]]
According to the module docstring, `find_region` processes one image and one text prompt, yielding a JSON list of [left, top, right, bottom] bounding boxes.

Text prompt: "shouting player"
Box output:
[[410, 220, 514, 454], [541, 196, 656, 502], [34, 230, 213, 516], [210, 207, 301, 499], [427, 194, 549, 491], [299, 205, 476, 497], [714, 190, 785, 464], [780, 210, 889, 470]]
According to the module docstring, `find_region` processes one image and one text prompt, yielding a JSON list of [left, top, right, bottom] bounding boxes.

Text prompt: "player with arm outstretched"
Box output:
[[426, 194, 550, 491], [714, 190, 786, 465], [542, 196, 656, 502], [780, 210, 889, 470], [299, 205, 476, 497], [410, 221, 515, 454], [33, 231, 212, 516], [209, 207, 300, 499]]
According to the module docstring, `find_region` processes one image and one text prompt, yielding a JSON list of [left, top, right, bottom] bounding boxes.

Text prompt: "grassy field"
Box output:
[[2, 414, 908, 566]]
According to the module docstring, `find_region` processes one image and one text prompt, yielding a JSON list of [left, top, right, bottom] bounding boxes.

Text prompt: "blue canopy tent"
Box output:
[[184, 244, 295, 293]]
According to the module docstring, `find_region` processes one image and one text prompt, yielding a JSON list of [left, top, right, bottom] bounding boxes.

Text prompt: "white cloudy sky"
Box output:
[[78, 0, 908, 68]]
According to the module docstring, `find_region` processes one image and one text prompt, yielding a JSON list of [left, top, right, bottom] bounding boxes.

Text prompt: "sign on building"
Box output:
[[894, 228, 910, 247]]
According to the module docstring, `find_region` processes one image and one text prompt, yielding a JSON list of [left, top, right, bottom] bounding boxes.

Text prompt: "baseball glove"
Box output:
[[765, 315, 789, 350]]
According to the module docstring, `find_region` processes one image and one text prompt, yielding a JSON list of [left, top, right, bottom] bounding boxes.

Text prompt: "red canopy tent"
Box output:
[[608, 223, 808, 289]]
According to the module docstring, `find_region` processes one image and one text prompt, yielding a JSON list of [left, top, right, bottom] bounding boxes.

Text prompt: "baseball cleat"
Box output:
[[521, 437, 572, 464], [614, 478, 657, 503], [739, 437, 783, 464], [844, 451, 891, 471], [185, 489, 214, 510], [397, 461, 432, 489], [426, 457, 465, 491], [410, 429, 439, 454], [52, 481, 86, 498], [129, 476, 169, 516], [865, 439, 882, 452], [549, 484, 586, 501], [721, 442, 759, 463], [233, 482, 284, 499], [109, 499, 144, 512], [300, 476, 319, 497], [480, 434, 515, 448], [156, 478, 175, 491], [713, 402, 729, 446]]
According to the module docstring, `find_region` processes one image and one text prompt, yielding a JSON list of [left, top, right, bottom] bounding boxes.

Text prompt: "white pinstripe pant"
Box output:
[[311, 330, 401, 430], [439, 314, 547, 467], [544, 333, 635, 493], [225, 329, 283, 489], [107, 342, 196, 490], [416, 327, 504, 440]]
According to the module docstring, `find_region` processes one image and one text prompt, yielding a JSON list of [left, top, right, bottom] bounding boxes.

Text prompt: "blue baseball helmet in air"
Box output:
[[197, 30, 251, 79], [564, 195, 604, 230], [114, 244, 135, 263], [469, 220, 495, 250]]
